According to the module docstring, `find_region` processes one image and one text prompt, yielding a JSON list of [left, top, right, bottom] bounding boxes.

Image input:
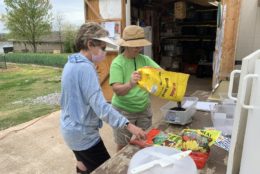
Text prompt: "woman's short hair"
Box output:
[[119, 46, 125, 54], [75, 22, 109, 51]]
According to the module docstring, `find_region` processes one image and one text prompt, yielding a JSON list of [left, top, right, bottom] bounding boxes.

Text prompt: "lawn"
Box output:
[[0, 63, 62, 130]]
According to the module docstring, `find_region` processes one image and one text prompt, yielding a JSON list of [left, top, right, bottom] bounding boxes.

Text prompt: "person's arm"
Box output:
[[125, 122, 146, 141], [88, 87, 146, 140], [109, 60, 136, 96], [80, 66, 146, 139], [112, 71, 141, 96]]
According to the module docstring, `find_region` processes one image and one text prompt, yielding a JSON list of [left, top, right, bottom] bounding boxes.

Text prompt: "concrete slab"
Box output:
[[0, 111, 75, 174], [0, 102, 167, 174]]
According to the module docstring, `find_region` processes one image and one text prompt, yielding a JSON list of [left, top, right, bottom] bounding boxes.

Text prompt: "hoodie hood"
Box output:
[[68, 53, 91, 64]]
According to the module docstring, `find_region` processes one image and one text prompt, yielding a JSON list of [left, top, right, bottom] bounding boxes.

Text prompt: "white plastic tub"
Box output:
[[127, 146, 197, 174], [210, 104, 235, 136], [160, 97, 198, 125]]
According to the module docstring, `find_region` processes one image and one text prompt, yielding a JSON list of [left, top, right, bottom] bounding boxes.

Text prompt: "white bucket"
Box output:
[[127, 146, 197, 174]]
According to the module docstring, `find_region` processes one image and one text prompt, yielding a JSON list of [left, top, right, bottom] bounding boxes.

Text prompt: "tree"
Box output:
[[4, 0, 52, 52], [53, 13, 63, 52], [0, 14, 4, 22], [62, 23, 78, 53]]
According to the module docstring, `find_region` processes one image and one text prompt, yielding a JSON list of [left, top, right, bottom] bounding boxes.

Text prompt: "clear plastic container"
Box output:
[[218, 92, 237, 104], [210, 104, 235, 136], [160, 97, 198, 125]]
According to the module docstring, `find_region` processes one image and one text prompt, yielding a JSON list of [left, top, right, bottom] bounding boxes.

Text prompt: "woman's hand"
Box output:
[[130, 71, 141, 87], [126, 123, 146, 141]]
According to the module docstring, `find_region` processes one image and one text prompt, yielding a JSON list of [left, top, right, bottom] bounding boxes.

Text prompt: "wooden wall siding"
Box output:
[[84, 0, 101, 21], [219, 0, 241, 79], [84, 0, 126, 32], [121, 0, 126, 32], [84, 0, 127, 101], [95, 52, 118, 101]]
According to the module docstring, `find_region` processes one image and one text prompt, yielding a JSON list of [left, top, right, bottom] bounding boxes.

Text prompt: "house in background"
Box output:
[[12, 31, 64, 53]]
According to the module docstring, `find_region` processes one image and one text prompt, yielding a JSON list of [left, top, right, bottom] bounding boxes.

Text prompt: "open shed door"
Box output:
[[84, 0, 127, 101], [212, 0, 241, 89]]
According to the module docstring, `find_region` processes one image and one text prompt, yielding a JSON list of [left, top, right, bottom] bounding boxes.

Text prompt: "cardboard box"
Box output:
[[175, 1, 186, 19]]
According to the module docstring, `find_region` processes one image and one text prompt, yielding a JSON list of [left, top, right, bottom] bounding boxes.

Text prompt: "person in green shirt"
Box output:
[[109, 25, 160, 151]]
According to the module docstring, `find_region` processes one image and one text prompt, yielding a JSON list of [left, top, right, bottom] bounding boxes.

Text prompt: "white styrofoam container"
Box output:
[[210, 104, 235, 136], [160, 97, 198, 125]]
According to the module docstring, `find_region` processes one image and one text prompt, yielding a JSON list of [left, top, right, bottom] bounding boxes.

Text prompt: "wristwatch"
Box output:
[[124, 122, 130, 129]]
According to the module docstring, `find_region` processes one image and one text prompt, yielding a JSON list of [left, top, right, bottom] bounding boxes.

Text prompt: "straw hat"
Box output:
[[117, 25, 151, 47]]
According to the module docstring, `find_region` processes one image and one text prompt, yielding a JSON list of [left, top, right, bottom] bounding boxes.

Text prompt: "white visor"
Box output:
[[93, 37, 118, 49]]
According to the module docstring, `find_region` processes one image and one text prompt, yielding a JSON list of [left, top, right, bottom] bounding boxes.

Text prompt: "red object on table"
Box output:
[[129, 128, 161, 148], [189, 151, 210, 169], [146, 128, 161, 145]]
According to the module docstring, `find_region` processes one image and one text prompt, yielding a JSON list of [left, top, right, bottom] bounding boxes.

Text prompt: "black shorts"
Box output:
[[73, 139, 110, 173]]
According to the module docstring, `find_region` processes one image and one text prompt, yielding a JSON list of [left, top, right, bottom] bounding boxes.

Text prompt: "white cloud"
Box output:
[[51, 0, 84, 26]]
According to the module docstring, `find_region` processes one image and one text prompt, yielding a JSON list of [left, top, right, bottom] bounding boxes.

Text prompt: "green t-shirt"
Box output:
[[109, 54, 160, 113]]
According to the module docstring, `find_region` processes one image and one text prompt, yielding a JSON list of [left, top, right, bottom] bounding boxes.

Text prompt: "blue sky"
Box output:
[[0, 0, 85, 33]]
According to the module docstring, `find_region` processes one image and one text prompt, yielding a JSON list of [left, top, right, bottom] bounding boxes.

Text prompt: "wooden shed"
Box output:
[[84, 0, 260, 101]]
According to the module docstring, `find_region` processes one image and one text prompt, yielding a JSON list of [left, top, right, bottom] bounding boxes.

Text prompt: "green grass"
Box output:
[[4, 53, 68, 67], [0, 63, 62, 130]]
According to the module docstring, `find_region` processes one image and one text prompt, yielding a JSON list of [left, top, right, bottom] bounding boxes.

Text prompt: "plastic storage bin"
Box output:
[[218, 92, 237, 104], [210, 104, 235, 136], [160, 97, 198, 125]]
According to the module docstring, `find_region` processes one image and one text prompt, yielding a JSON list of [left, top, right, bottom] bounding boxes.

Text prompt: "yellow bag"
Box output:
[[137, 67, 189, 102]]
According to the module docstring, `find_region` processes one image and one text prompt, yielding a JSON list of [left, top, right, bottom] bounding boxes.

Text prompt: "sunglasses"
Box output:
[[100, 46, 106, 51], [91, 40, 106, 51]]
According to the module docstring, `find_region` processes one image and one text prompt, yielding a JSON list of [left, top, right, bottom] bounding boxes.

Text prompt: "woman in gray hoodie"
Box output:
[[60, 22, 146, 174]]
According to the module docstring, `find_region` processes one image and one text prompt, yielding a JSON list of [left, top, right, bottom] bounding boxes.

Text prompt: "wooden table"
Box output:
[[92, 90, 228, 174]]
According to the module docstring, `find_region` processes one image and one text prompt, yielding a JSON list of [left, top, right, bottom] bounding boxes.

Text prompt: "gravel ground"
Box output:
[[12, 92, 61, 106], [31, 92, 61, 105]]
